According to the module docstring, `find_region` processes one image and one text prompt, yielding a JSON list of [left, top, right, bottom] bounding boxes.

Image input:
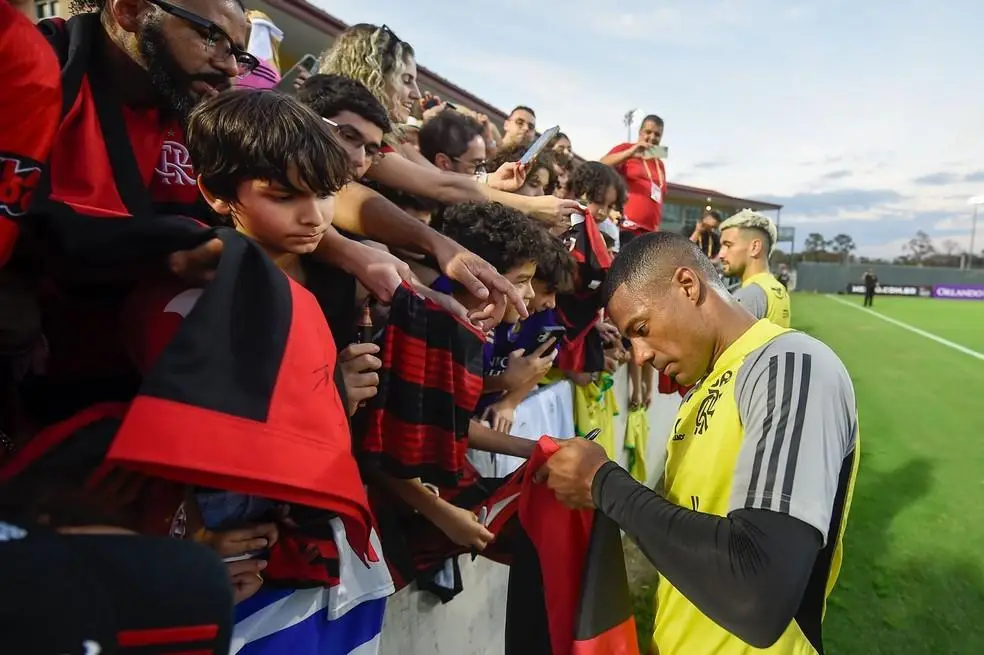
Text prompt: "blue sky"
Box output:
[[312, 0, 984, 258]]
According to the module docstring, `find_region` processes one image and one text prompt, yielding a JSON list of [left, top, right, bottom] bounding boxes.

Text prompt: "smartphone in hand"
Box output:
[[275, 54, 318, 94]]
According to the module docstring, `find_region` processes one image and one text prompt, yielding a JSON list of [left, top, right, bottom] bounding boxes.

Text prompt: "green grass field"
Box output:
[[628, 293, 984, 653]]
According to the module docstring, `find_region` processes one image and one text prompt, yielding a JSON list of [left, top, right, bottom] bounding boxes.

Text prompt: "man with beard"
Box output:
[[7, 0, 526, 428], [718, 210, 791, 328]]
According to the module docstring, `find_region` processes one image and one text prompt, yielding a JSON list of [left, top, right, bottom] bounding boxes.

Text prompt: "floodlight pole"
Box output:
[[624, 109, 637, 142], [971, 204, 978, 270]]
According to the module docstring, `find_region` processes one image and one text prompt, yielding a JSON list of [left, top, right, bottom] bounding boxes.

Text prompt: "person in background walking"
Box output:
[[777, 264, 791, 289], [863, 270, 878, 307]]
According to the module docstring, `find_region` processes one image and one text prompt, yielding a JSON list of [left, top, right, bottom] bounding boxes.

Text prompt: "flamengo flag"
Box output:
[[106, 227, 374, 560], [518, 438, 640, 655]]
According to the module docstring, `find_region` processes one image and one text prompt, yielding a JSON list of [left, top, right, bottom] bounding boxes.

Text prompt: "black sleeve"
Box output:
[[592, 462, 822, 648]]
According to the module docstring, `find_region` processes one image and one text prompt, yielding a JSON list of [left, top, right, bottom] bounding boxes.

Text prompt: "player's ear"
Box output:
[[198, 176, 232, 216], [674, 266, 701, 306]]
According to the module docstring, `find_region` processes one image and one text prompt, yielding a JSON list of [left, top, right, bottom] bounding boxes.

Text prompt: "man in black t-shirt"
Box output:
[[863, 270, 878, 307]]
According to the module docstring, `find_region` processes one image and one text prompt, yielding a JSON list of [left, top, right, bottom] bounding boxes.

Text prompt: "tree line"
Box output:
[[771, 231, 982, 268]]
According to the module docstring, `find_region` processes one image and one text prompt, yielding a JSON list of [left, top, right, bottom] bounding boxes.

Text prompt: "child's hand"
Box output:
[[433, 505, 494, 551], [227, 558, 267, 604], [198, 522, 279, 559], [338, 342, 382, 415], [596, 321, 621, 345], [501, 339, 556, 390], [482, 400, 517, 434]]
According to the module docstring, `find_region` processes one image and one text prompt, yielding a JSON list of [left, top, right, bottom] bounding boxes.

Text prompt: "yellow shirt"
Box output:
[[736, 271, 791, 328], [652, 319, 860, 655]]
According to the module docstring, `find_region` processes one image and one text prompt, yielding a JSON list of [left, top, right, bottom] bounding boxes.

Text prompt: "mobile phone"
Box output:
[[524, 325, 567, 356], [519, 125, 560, 166], [275, 54, 318, 94], [642, 145, 669, 160], [584, 428, 602, 441]]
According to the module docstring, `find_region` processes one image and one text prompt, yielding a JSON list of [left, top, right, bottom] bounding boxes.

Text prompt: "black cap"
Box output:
[[0, 520, 233, 654]]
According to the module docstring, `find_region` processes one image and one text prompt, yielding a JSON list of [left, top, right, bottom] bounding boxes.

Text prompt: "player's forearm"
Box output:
[[591, 462, 821, 649], [332, 182, 446, 255], [468, 420, 535, 458]]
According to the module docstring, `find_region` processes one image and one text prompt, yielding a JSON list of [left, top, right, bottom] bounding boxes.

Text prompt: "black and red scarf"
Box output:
[[556, 213, 612, 373], [355, 283, 486, 488], [1, 227, 377, 581]]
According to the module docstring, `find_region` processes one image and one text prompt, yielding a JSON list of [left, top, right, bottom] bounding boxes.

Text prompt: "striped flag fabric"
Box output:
[[231, 518, 394, 655]]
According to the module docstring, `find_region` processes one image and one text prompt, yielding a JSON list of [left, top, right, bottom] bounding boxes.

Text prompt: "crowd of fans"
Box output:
[[0, 1, 807, 654]]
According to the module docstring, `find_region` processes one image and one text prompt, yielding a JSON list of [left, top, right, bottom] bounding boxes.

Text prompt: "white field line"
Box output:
[[824, 294, 984, 362]]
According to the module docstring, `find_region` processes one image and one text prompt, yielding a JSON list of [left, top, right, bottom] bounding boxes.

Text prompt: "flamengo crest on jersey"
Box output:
[[0, 154, 42, 218]]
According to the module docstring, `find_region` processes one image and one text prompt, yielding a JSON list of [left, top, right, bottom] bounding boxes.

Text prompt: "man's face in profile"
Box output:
[[607, 271, 714, 387]]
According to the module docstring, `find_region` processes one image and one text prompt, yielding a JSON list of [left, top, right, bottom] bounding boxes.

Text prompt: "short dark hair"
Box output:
[[296, 74, 392, 133], [418, 110, 485, 163], [602, 231, 722, 306], [641, 114, 664, 127], [569, 162, 626, 209], [509, 105, 536, 118], [435, 202, 544, 276], [186, 89, 351, 202], [705, 210, 722, 222], [535, 235, 576, 293]]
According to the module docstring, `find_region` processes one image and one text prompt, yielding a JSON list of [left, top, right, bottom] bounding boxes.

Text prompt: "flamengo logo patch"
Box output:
[[154, 140, 196, 185], [0, 153, 42, 218]]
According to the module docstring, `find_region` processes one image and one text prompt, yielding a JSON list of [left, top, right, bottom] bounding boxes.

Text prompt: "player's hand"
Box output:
[[168, 238, 223, 286], [532, 438, 610, 509], [433, 505, 494, 551], [486, 161, 528, 193], [227, 558, 267, 604], [338, 342, 381, 415], [198, 523, 279, 558], [432, 238, 529, 323]]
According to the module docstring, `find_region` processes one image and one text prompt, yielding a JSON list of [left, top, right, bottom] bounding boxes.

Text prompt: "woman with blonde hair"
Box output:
[[319, 23, 578, 230]]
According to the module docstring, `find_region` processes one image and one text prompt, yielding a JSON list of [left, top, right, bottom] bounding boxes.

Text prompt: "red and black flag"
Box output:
[[376, 438, 639, 654], [556, 212, 613, 373], [103, 227, 374, 561], [355, 283, 486, 488]]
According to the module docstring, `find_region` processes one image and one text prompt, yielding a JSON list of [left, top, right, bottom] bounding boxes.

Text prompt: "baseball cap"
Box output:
[[0, 520, 233, 654]]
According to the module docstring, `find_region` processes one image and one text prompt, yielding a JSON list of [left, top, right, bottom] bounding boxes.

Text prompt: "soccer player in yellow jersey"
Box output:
[[535, 231, 859, 655], [719, 209, 791, 327]]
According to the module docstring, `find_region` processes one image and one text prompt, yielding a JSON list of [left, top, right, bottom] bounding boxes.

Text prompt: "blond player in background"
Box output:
[[719, 210, 791, 327]]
